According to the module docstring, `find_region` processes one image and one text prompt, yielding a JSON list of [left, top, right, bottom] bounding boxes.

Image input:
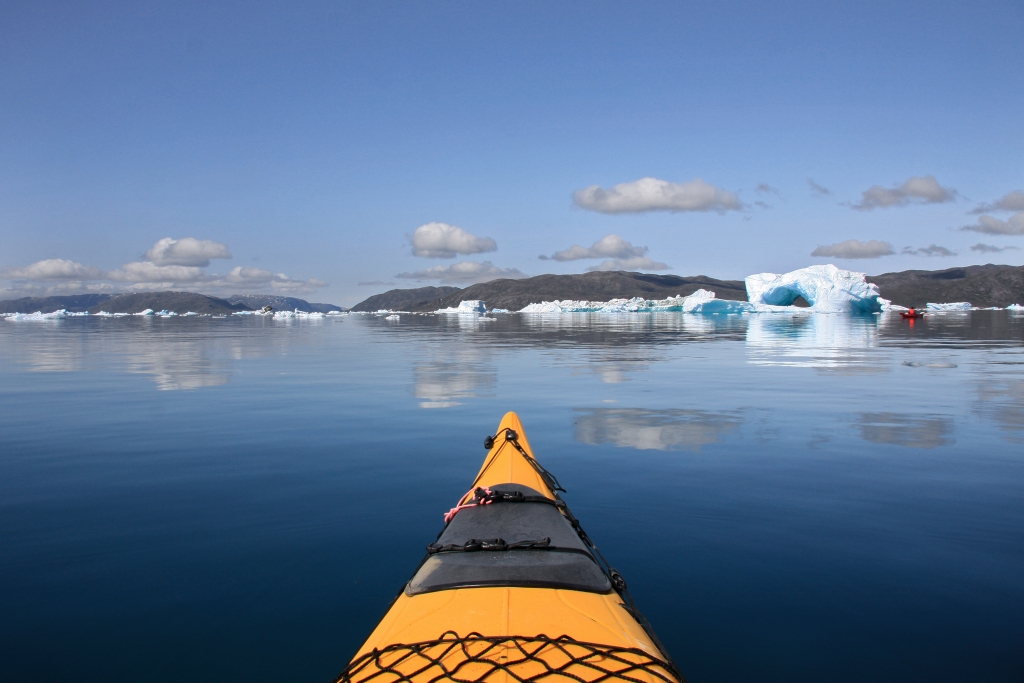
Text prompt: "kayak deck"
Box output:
[[336, 412, 682, 683]]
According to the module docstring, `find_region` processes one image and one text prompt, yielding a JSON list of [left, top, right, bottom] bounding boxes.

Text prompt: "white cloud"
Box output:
[[901, 244, 956, 257], [755, 183, 781, 198], [540, 234, 647, 261], [144, 237, 232, 267], [0, 258, 106, 280], [586, 256, 671, 272], [970, 243, 1020, 253], [1, 237, 326, 296], [572, 177, 742, 214], [852, 175, 956, 210], [357, 280, 397, 286], [811, 239, 895, 259], [538, 234, 670, 271], [971, 190, 1024, 214], [108, 262, 208, 283], [807, 179, 832, 196], [395, 260, 527, 284], [410, 222, 497, 258], [960, 212, 1024, 235]]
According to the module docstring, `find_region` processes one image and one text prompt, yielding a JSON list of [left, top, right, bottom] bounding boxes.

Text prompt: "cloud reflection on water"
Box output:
[[974, 377, 1024, 443], [413, 348, 496, 409], [858, 412, 954, 449], [574, 407, 743, 451]]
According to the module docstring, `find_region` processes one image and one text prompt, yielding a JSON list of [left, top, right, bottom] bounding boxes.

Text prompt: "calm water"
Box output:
[[2, 312, 1022, 682]]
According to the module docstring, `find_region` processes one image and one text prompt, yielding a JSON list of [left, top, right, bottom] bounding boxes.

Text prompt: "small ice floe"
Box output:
[[385, 314, 400, 321], [157, 310, 178, 317], [135, 309, 155, 316], [902, 361, 958, 368], [326, 311, 347, 316], [491, 308, 511, 313], [5, 309, 68, 321], [183, 311, 199, 316], [926, 302, 973, 311], [66, 311, 90, 316], [273, 309, 326, 319], [436, 300, 488, 314], [1008, 304, 1024, 311]]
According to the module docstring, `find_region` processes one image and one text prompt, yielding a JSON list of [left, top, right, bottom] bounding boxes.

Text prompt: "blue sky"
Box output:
[[2, 1, 1022, 305]]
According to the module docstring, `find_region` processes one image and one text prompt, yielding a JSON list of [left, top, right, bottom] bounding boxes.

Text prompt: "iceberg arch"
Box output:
[[745, 264, 883, 313]]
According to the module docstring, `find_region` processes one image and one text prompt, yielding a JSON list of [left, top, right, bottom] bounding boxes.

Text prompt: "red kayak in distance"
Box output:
[[901, 311, 925, 319]]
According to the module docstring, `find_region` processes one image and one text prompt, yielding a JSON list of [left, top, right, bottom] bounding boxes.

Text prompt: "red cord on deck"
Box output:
[[444, 487, 493, 524]]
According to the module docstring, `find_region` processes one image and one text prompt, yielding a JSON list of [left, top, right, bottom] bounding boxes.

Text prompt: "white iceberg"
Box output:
[[135, 309, 155, 316], [436, 300, 488, 314], [926, 302, 973, 311], [1008, 304, 1024, 311], [5, 309, 68, 321], [745, 264, 883, 313], [385, 314, 400, 321], [273, 309, 326, 319], [676, 289, 752, 314], [519, 290, 752, 314]]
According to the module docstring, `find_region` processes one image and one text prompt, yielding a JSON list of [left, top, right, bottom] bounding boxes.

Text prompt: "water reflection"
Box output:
[[413, 348, 496, 409], [125, 338, 231, 390], [574, 408, 743, 451], [858, 412, 954, 449], [974, 377, 1024, 442], [746, 314, 882, 370]]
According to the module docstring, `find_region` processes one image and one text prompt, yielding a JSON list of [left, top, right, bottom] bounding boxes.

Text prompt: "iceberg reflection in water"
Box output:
[[745, 313, 882, 369]]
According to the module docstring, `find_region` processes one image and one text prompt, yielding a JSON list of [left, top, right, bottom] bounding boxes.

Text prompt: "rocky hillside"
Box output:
[[227, 294, 344, 312], [350, 286, 462, 312], [869, 264, 1024, 308], [0, 293, 113, 313], [354, 272, 747, 312], [86, 292, 250, 314]]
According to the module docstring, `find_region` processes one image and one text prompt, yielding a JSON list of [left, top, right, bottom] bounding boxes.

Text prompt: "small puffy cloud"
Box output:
[[410, 222, 497, 258], [852, 175, 956, 210], [396, 260, 527, 284], [540, 234, 646, 261], [811, 239, 895, 259], [901, 244, 956, 257], [971, 190, 1024, 214], [0, 258, 106, 280], [807, 179, 832, 196], [970, 243, 1019, 253], [960, 212, 1024, 235], [572, 177, 742, 214], [144, 237, 232, 267], [586, 256, 671, 272], [755, 183, 781, 197], [539, 234, 670, 271]]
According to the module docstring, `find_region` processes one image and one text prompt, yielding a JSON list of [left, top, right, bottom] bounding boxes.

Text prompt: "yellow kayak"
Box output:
[[335, 412, 683, 683]]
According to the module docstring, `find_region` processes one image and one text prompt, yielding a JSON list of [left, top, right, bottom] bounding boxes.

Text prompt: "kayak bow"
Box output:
[[335, 412, 683, 683]]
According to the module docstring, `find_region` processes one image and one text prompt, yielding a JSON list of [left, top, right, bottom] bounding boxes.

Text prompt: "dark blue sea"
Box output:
[[2, 311, 1023, 682]]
